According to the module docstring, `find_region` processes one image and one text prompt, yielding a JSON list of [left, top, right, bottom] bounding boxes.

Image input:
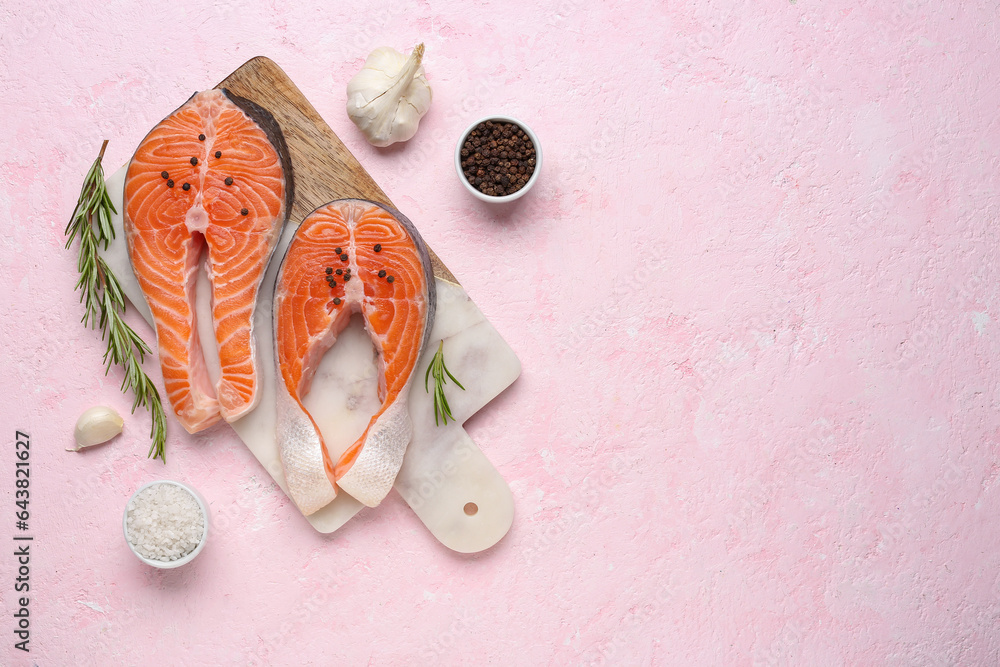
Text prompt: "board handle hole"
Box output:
[[463, 502, 479, 516]]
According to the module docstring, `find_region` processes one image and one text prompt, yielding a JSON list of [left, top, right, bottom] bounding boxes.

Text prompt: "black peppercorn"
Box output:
[[461, 120, 536, 196]]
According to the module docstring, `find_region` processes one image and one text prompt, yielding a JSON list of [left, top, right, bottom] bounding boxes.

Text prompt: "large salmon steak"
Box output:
[[124, 89, 292, 433], [273, 199, 435, 513]]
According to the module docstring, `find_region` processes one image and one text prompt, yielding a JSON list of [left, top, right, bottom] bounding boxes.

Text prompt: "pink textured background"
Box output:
[[2, 1, 999, 664]]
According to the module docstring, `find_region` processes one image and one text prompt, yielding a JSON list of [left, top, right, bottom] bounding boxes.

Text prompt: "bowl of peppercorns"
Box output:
[[455, 116, 541, 202]]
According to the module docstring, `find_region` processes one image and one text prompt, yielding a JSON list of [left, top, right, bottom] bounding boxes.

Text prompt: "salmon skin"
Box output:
[[124, 88, 293, 433], [274, 199, 435, 513]]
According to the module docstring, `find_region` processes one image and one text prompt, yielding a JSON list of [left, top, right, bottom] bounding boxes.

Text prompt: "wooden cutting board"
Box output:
[[219, 56, 456, 283], [103, 56, 519, 552]]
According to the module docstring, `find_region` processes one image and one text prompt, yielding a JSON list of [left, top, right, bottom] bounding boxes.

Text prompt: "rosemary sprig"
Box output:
[[424, 340, 466, 426], [65, 140, 168, 462]]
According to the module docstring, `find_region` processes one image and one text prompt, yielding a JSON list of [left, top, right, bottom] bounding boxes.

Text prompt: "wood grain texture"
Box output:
[[217, 56, 457, 284]]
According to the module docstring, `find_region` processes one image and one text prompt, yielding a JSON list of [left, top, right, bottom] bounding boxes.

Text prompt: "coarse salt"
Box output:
[[125, 483, 205, 562]]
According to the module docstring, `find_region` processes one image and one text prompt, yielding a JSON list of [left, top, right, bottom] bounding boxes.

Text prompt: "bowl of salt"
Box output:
[[123, 480, 209, 569]]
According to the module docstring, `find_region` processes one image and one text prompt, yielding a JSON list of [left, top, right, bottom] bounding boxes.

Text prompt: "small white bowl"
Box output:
[[123, 480, 209, 569], [455, 115, 542, 203]]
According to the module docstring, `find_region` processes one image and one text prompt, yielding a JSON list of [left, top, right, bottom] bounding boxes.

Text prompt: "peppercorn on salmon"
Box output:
[[124, 89, 292, 433], [273, 200, 435, 514]]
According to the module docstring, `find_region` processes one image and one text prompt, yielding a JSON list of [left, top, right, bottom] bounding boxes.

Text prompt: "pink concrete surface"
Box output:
[[1, 0, 999, 664]]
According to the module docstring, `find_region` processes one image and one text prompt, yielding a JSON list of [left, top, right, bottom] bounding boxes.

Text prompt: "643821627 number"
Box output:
[[15, 431, 29, 530]]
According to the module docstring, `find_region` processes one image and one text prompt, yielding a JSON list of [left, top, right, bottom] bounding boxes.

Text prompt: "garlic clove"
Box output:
[[70, 406, 124, 451], [346, 44, 432, 147]]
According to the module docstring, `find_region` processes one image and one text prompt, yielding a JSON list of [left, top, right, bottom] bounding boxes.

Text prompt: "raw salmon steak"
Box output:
[[274, 199, 436, 513], [124, 89, 292, 433]]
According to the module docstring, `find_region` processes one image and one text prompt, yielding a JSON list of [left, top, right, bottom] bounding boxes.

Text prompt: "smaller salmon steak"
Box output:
[[274, 200, 435, 514], [124, 89, 292, 433]]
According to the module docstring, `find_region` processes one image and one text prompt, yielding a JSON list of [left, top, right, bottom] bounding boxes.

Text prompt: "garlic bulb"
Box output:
[[346, 44, 432, 147], [69, 406, 124, 451]]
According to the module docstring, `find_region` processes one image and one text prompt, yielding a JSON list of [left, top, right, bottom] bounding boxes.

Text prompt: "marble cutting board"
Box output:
[[99, 57, 520, 553]]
